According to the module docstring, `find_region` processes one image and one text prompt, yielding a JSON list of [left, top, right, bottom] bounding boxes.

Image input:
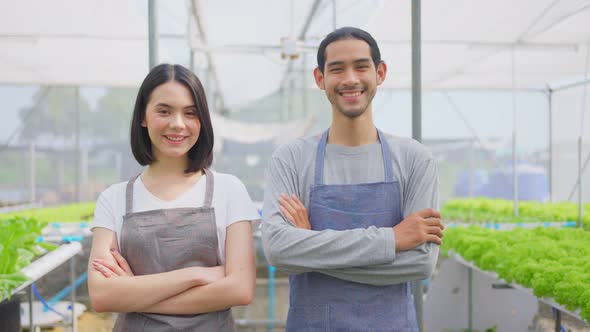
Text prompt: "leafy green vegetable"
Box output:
[[442, 227, 590, 322], [0, 202, 96, 223], [0, 216, 51, 299], [442, 198, 589, 229]]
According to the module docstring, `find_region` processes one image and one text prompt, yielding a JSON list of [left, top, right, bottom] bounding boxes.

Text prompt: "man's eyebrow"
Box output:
[[326, 58, 371, 68]]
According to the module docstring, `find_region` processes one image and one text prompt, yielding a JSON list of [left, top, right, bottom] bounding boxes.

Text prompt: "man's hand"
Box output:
[[393, 208, 444, 251], [279, 193, 311, 230]]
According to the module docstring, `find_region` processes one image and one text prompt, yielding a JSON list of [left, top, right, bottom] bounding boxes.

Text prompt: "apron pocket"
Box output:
[[286, 304, 329, 332], [327, 300, 416, 332]]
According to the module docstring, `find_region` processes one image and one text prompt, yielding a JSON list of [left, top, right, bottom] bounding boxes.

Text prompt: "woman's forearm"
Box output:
[[89, 266, 201, 313], [140, 274, 255, 314]]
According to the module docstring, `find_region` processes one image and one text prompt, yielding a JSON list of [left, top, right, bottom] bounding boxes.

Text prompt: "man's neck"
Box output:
[[328, 109, 377, 146]]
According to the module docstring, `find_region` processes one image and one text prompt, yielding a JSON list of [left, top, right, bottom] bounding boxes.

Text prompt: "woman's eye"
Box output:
[[158, 109, 168, 114]]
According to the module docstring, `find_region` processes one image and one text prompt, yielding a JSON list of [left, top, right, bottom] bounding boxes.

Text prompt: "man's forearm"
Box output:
[[262, 219, 396, 272], [316, 243, 439, 286]]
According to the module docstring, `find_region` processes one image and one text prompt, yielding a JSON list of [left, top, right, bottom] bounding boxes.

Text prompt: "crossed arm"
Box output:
[[88, 221, 255, 314], [261, 156, 443, 286]]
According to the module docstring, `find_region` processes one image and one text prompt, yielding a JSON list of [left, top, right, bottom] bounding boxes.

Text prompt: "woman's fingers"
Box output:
[[93, 259, 123, 276], [111, 249, 134, 276], [92, 261, 115, 278]]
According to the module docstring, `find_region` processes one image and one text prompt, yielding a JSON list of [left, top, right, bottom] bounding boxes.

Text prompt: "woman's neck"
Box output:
[[144, 157, 194, 181]]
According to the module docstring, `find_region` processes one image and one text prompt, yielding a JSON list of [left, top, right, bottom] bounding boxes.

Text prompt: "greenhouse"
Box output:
[[1, 0, 589, 331]]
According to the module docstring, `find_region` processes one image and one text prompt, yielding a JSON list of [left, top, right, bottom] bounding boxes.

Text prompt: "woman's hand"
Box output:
[[92, 248, 134, 278], [279, 193, 311, 230], [92, 249, 225, 286]]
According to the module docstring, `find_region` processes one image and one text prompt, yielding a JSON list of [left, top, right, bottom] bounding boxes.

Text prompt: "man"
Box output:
[[261, 27, 443, 332]]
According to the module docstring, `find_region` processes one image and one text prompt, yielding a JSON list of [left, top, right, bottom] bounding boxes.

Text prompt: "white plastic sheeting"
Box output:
[[2, 0, 590, 102], [0, 0, 149, 87]]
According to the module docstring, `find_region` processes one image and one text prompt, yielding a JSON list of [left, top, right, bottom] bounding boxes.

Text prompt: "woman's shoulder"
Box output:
[[209, 170, 246, 189], [97, 180, 131, 202]]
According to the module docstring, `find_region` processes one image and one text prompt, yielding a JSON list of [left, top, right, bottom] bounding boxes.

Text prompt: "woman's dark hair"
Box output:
[[317, 27, 381, 73], [130, 64, 213, 173]]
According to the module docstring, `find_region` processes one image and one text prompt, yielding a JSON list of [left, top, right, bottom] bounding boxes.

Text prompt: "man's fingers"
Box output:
[[416, 208, 440, 219], [426, 226, 443, 238], [279, 195, 299, 214], [426, 234, 442, 246], [281, 194, 306, 217], [279, 205, 296, 224], [290, 194, 306, 209], [426, 218, 443, 229]]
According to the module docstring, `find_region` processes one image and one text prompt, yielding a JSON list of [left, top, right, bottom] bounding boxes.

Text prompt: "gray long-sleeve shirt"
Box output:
[[261, 131, 440, 286]]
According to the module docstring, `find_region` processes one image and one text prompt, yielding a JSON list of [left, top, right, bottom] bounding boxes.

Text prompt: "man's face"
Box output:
[[314, 38, 386, 119]]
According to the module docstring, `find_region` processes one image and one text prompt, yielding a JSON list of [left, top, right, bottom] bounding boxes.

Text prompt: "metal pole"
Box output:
[[80, 146, 88, 202], [511, 47, 519, 216], [411, 1, 423, 331], [74, 87, 80, 203], [469, 139, 474, 197], [554, 308, 561, 332], [28, 142, 36, 203], [70, 256, 77, 332], [303, 55, 308, 117], [148, 0, 159, 69], [29, 284, 34, 331], [412, 0, 422, 143], [468, 268, 473, 332], [579, 136, 584, 227], [548, 89, 553, 202], [578, 43, 589, 228], [332, 0, 337, 30]]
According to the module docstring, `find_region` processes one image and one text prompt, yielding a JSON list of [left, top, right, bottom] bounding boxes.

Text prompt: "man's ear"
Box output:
[[313, 67, 325, 90], [376, 61, 387, 86]]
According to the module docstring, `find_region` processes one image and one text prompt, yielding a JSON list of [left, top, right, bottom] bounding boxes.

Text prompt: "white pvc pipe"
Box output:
[[21, 242, 82, 283]]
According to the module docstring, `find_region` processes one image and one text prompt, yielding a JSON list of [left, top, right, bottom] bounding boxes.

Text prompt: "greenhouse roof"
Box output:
[[1, 0, 589, 108]]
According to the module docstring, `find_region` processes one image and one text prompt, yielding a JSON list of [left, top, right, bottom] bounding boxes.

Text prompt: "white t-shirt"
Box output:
[[91, 171, 260, 264]]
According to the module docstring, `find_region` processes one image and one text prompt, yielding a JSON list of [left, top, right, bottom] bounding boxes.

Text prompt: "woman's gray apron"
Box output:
[[113, 169, 236, 332], [286, 129, 418, 332]]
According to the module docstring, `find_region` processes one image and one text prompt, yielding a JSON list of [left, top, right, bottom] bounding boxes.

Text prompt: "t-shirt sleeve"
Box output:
[[91, 189, 117, 232], [225, 175, 261, 227]]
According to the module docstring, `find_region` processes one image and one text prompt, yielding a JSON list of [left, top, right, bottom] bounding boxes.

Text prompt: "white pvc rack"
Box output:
[[450, 252, 586, 328], [2, 242, 83, 331]]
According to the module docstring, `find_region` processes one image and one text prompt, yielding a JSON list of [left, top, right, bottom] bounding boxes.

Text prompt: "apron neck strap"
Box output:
[[202, 168, 214, 208], [125, 169, 215, 214], [377, 129, 394, 182], [313, 127, 394, 185], [125, 173, 141, 215]]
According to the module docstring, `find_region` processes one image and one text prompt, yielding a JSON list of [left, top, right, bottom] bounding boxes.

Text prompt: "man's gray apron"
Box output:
[[113, 169, 236, 332], [286, 129, 418, 332]]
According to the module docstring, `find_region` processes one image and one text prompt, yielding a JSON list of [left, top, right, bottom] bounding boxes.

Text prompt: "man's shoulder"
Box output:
[[381, 131, 434, 162], [272, 134, 321, 161]]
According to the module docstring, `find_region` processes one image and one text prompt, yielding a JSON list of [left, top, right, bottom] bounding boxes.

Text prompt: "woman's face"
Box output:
[[142, 80, 201, 162]]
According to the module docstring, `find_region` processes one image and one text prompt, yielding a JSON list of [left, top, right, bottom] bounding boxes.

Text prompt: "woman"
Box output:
[[88, 64, 258, 331]]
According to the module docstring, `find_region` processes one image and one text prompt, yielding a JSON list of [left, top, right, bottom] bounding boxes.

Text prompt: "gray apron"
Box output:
[[113, 169, 236, 332], [286, 129, 418, 332]]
